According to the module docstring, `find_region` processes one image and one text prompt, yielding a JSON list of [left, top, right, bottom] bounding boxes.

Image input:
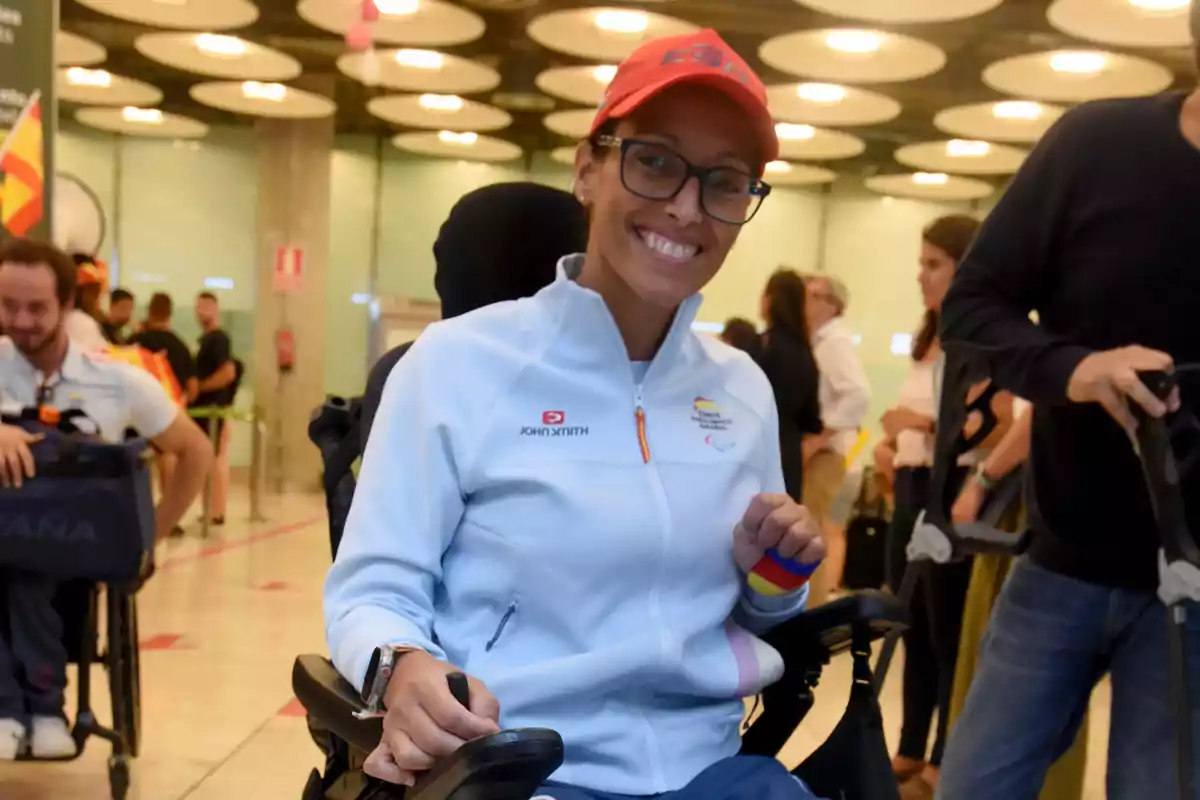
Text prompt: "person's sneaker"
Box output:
[[0, 718, 26, 760], [29, 716, 75, 758]]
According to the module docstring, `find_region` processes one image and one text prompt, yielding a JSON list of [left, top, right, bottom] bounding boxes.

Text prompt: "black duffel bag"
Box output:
[[0, 410, 155, 584]]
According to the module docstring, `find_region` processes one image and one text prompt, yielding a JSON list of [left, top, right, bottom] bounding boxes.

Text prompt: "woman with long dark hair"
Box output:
[[758, 269, 822, 502], [874, 215, 1014, 799]]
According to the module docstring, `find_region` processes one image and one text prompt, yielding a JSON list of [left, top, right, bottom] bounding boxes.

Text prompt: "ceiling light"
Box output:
[[375, 0, 420, 14], [122, 107, 164, 124], [419, 94, 463, 112], [1127, 0, 1188, 10], [946, 139, 991, 157], [395, 49, 444, 69], [594, 10, 648, 34], [765, 161, 792, 173], [593, 65, 618, 83], [775, 123, 816, 140], [912, 172, 949, 185], [825, 30, 882, 54], [66, 67, 111, 87], [1050, 51, 1108, 74], [992, 100, 1043, 120], [242, 81, 287, 101], [195, 33, 246, 57], [796, 83, 847, 104], [438, 130, 478, 145]]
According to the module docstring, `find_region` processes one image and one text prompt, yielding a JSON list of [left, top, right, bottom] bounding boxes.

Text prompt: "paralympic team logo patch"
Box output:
[[693, 396, 735, 450]]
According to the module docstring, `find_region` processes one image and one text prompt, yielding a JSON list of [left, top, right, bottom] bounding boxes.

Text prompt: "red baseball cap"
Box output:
[[590, 29, 780, 170]]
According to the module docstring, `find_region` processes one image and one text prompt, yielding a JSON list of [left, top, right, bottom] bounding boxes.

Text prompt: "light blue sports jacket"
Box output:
[[325, 254, 809, 795]]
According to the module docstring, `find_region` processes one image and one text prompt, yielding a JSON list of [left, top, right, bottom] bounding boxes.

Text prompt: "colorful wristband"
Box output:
[[748, 549, 821, 596]]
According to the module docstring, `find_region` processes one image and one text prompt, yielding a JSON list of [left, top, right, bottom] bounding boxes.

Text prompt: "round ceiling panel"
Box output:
[[535, 65, 617, 108], [190, 81, 337, 119], [766, 82, 901, 126], [368, 94, 512, 131], [1047, 0, 1193, 48], [58, 68, 163, 107], [790, 0, 1004, 22], [934, 100, 1066, 144], [760, 28, 946, 83], [895, 140, 1028, 175], [550, 146, 578, 166], [338, 49, 501, 94], [393, 131, 522, 162], [297, 0, 486, 47], [75, 107, 210, 139], [763, 161, 838, 186], [776, 124, 866, 161], [527, 7, 701, 61], [544, 109, 596, 140], [865, 173, 995, 201], [72, 0, 258, 30], [983, 49, 1174, 102], [135, 33, 302, 81], [57, 31, 107, 67]]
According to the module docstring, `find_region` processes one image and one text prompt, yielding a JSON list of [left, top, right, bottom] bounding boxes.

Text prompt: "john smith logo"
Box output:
[[692, 396, 732, 432], [522, 410, 588, 438]]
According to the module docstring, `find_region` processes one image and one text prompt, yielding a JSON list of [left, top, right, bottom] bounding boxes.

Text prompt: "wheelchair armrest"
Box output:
[[292, 655, 565, 800], [293, 654, 382, 753], [762, 590, 908, 663]]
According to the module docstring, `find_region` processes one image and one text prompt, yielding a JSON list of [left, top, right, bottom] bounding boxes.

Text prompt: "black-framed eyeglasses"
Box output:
[[594, 135, 771, 225]]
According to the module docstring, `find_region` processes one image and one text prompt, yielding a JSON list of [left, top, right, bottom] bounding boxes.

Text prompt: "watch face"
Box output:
[[362, 647, 384, 702]]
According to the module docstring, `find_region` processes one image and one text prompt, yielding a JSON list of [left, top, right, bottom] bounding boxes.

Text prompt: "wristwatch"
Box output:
[[972, 462, 999, 492], [357, 645, 406, 719]]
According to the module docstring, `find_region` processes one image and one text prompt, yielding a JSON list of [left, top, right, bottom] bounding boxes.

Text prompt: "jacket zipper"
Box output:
[[485, 600, 518, 651], [633, 384, 671, 793]]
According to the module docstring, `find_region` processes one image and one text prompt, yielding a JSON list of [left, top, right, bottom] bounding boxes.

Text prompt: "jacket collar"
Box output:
[[540, 254, 704, 383]]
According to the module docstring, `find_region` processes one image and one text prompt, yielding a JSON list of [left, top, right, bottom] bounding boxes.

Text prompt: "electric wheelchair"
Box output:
[[295, 396, 911, 800], [0, 409, 153, 800]]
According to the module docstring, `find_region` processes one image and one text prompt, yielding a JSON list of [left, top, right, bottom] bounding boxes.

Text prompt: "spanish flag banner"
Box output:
[[106, 346, 185, 407], [0, 91, 44, 237]]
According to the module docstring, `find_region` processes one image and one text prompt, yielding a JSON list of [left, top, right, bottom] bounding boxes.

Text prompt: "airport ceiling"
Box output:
[[57, 0, 1197, 197]]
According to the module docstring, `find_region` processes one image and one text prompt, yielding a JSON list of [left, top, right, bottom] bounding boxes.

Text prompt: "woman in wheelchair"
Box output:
[[324, 29, 828, 800]]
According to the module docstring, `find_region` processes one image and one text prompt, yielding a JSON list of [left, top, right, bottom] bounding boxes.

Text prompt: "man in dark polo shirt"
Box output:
[[131, 292, 197, 518], [193, 291, 237, 524], [933, 9, 1200, 799]]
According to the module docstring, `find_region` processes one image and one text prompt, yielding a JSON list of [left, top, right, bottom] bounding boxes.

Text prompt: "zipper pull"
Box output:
[[633, 386, 651, 463], [635, 406, 650, 463], [485, 600, 518, 652]]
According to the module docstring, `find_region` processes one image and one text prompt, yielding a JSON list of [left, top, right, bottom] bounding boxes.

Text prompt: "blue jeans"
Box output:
[[537, 756, 822, 800], [937, 557, 1200, 800]]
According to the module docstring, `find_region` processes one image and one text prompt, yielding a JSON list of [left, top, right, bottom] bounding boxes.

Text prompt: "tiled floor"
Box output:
[[1, 489, 1112, 800]]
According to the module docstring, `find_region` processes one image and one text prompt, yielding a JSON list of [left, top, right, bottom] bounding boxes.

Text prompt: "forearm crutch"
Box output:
[[873, 349, 1030, 693], [1132, 370, 1200, 800]]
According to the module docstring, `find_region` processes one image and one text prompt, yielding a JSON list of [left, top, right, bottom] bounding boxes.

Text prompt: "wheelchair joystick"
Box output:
[[446, 673, 470, 710], [748, 550, 821, 596]]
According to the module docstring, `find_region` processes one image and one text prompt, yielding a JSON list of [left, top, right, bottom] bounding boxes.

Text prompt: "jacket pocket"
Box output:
[[485, 598, 519, 652]]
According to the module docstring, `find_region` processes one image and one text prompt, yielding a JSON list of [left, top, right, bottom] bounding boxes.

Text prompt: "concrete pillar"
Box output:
[[0, 0, 57, 241], [253, 112, 333, 490]]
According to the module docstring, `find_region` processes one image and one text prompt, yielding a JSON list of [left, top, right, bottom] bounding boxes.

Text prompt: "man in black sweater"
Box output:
[[934, 17, 1200, 800]]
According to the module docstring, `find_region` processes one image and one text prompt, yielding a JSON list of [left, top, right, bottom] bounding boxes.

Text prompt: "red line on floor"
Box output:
[[140, 633, 193, 651], [278, 698, 308, 717], [157, 516, 323, 572]]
